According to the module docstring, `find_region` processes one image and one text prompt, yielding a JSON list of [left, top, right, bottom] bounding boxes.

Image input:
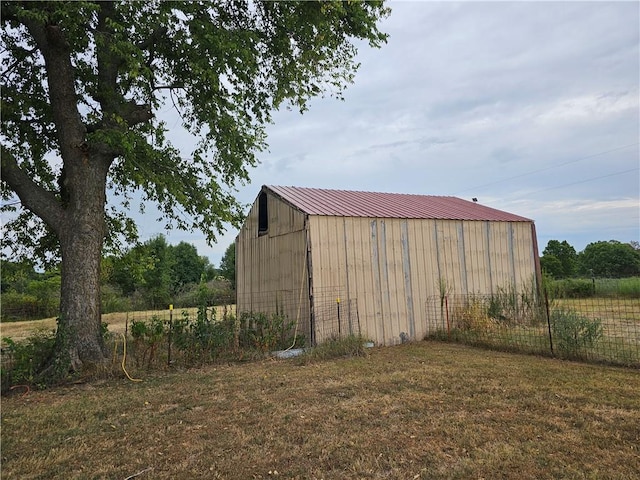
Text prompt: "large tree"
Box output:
[[579, 240, 640, 278], [1, 1, 389, 377], [541, 239, 578, 279], [218, 242, 236, 289]]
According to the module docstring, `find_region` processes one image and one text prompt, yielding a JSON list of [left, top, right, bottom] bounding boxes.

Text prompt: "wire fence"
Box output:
[[424, 294, 640, 368], [235, 288, 360, 346], [313, 297, 360, 343], [4, 286, 638, 375]]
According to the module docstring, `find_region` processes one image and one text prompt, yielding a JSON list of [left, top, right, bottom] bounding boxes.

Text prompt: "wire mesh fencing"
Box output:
[[236, 288, 361, 346], [424, 294, 640, 367], [312, 297, 360, 344]]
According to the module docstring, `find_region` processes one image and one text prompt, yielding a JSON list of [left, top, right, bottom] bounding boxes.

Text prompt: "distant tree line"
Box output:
[[1, 235, 236, 321], [3, 237, 637, 321], [540, 240, 640, 279]]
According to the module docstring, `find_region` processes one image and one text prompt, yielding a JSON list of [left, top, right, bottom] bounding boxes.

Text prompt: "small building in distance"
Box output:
[[236, 185, 541, 346]]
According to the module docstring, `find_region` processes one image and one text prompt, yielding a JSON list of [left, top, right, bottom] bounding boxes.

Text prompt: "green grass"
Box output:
[[2, 342, 639, 479], [594, 277, 640, 298]]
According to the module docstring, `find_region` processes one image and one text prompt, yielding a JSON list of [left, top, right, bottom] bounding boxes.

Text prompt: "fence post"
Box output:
[[445, 295, 450, 339], [168, 304, 173, 366], [544, 290, 554, 355], [337, 297, 341, 336]]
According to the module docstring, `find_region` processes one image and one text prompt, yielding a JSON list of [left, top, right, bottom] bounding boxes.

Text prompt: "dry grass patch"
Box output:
[[2, 342, 639, 479]]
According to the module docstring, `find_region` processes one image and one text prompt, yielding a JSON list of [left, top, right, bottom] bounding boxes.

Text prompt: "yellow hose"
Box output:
[[121, 333, 142, 382]]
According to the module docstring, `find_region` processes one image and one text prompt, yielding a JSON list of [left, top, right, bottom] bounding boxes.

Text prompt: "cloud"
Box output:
[[147, 1, 640, 263]]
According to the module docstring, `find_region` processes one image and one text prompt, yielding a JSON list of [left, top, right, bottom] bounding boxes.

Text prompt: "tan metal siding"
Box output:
[[487, 221, 513, 289], [236, 192, 310, 339], [435, 220, 464, 294], [463, 221, 492, 293], [306, 216, 537, 346], [512, 222, 537, 290]]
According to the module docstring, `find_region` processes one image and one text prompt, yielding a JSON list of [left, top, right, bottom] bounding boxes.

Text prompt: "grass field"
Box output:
[[0, 306, 237, 343], [2, 342, 639, 479]]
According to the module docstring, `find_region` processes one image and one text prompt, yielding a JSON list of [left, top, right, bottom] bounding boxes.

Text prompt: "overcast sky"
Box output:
[[154, 1, 639, 266]]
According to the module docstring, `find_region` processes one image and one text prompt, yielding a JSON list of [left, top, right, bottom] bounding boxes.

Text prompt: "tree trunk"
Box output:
[[55, 153, 111, 373]]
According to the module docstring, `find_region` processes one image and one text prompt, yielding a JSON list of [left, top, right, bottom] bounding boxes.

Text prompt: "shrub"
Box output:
[[548, 279, 594, 298], [238, 311, 301, 352], [101, 285, 132, 314], [0, 291, 59, 321], [550, 308, 603, 357], [1, 328, 56, 393], [172, 279, 235, 308], [452, 297, 493, 331], [129, 316, 166, 368], [171, 306, 236, 365]]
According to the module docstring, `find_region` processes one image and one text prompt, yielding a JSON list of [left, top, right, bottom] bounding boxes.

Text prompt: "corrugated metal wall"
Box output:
[[236, 191, 310, 338], [307, 216, 537, 346]]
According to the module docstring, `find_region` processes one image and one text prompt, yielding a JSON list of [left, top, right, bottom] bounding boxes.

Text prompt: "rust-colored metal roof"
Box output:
[[265, 185, 532, 222]]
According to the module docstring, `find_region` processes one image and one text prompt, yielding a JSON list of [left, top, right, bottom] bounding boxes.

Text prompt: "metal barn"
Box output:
[[236, 185, 541, 346]]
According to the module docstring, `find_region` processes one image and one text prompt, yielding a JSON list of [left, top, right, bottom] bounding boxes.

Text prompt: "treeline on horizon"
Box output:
[[1, 235, 236, 322], [539, 239, 640, 298], [1, 237, 639, 322]]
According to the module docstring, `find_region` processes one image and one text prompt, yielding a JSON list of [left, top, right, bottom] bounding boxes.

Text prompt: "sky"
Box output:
[[144, 1, 640, 266]]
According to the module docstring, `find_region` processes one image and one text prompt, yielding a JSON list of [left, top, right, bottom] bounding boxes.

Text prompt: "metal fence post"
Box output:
[[168, 304, 173, 366], [544, 289, 553, 355]]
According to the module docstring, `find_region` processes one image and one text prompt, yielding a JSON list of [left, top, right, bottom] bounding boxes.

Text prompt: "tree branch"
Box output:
[[137, 25, 168, 51], [22, 18, 88, 164], [121, 101, 153, 127], [0, 146, 65, 235], [1, 47, 37, 79]]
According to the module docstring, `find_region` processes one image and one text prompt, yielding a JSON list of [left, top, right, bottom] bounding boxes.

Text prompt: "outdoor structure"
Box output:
[[236, 185, 541, 346]]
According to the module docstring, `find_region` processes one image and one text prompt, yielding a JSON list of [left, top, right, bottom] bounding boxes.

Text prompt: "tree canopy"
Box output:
[[0, 0, 389, 377], [218, 242, 236, 289], [540, 240, 578, 279], [540, 239, 640, 279], [579, 240, 640, 277], [1, 1, 389, 257]]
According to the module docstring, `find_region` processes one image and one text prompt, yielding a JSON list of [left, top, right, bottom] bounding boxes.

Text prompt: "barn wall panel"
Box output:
[[463, 220, 491, 293], [236, 192, 310, 338]]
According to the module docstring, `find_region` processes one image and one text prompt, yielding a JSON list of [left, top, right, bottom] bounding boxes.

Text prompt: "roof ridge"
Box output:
[[266, 184, 458, 199], [264, 185, 532, 222]]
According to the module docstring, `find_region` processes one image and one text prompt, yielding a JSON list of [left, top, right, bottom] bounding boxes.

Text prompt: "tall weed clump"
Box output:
[[238, 311, 302, 353], [130, 315, 166, 368], [1, 328, 56, 392], [123, 305, 303, 368], [452, 296, 494, 332], [171, 305, 236, 365], [488, 281, 544, 326], [550, 308, 603, 358]]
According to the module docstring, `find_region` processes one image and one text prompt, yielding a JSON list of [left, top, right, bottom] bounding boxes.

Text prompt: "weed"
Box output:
[[550, 307, 603, 357], [594, 277, 640, 298], [129, 316, 165, 368], [238, 311, 301, 352], [173, 307, 236, 365], [452, 297, 494, 331], [1, 327, 56, 393], [298, 334, 369, 363]]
